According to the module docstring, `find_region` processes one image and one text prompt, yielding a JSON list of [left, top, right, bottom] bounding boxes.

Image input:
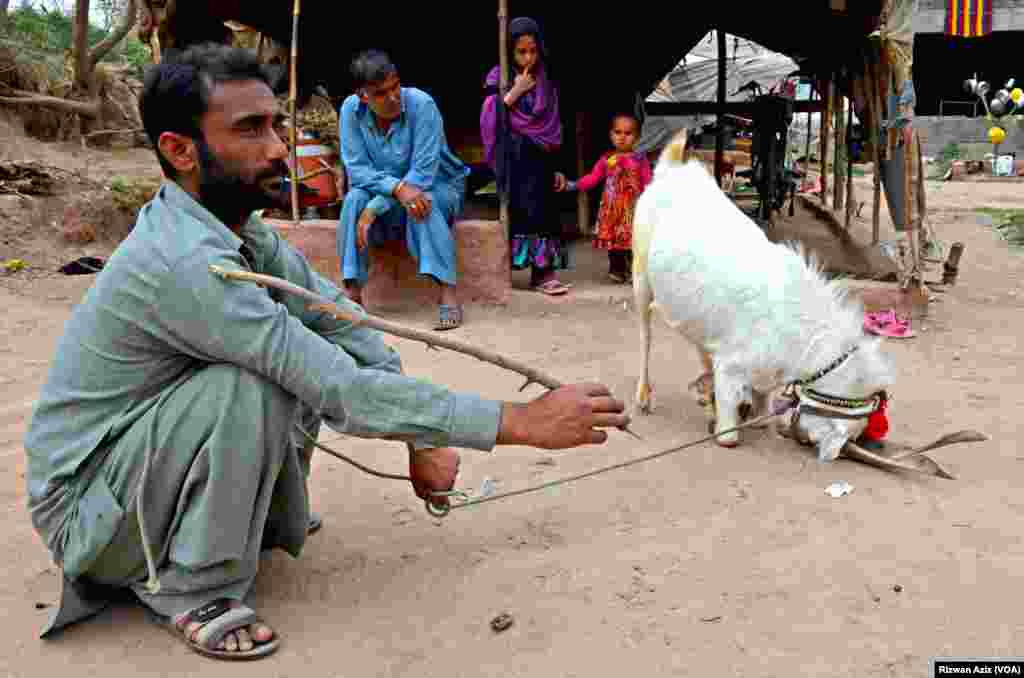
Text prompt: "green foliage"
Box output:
[[931, 142, 962, 179], [4, 1, 147, 66], [977, 208, 1024, 248]]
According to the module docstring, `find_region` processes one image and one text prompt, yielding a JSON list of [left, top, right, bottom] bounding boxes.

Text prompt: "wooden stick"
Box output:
[[208, 265, 643, 440], [288, 0, 301, 224], [497, 0, 509, 238]]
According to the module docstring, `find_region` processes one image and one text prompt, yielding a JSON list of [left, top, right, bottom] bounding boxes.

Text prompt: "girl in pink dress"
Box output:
[[556, 114, 652, 283]]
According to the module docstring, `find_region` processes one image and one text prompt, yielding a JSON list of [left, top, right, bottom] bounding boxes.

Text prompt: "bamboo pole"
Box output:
[[844, 98, 855, 229], [834, 91, 846, 213], [867, 57, 883, 245], [288, 0, 301, 224], [820, 78, 832, 206], [498, 0, 509, 237], [804, 85, 813, 187], [714, 28, 726, 187]]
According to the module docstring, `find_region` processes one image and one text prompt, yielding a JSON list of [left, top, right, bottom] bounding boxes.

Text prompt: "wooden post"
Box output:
[[866, 57, 883, 245], [942, 242, 964, 285], [804, 85, 813, 187], [834, 91, 846, 213], [714, 28, 727, 187], [575, 111, 591, 236], [498, 0, 509, 237], [820, 78, 832, 206], [844, 99, 855, 229], [288, 0, 301, 224]]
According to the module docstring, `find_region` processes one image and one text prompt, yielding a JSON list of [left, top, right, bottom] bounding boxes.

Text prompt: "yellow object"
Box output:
[[1012, 88, 1023, 104], [988, 126, 1007, 145], [3, 259, 26, 273]]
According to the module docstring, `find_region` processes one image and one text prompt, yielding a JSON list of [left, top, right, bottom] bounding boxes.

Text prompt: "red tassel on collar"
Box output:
[[860, 394, 889, 442]]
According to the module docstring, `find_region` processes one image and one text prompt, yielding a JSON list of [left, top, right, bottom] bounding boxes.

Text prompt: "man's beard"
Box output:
[[196, 139, 288, 227]]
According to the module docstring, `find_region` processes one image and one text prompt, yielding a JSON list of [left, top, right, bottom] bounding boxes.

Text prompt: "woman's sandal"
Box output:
[[435, 304, 463, 331], [864, 309, 915, 339], [533, 279, 570, 296], [148, 598, 280, 661]]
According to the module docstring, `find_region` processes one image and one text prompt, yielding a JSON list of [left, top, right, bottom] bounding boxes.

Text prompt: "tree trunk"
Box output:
[[72, 0, 93, 92], [89, 0, 137, 68]]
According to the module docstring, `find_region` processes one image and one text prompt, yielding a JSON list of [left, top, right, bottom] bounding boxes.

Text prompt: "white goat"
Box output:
[[632, 130, 894, 461]]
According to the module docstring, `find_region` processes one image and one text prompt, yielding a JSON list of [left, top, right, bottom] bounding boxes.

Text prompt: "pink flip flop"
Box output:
[[864, 309, 915, 339]]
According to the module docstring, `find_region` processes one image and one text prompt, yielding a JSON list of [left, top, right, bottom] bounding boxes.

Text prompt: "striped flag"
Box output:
[[945, 0, 994, 37]]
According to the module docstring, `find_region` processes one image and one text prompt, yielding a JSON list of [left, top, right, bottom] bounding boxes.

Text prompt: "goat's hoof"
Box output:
[[634, 382, 653, 415]]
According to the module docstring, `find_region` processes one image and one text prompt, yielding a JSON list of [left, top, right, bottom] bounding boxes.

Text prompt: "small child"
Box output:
[[556, 114, 652, 283]]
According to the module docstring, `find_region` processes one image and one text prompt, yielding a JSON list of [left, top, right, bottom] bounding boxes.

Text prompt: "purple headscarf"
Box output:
[[480, 16, 563, 168]]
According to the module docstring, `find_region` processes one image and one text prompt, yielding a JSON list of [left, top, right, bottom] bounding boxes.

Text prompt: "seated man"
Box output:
[[338, 49, 467, 330], [24, 44, 628, 662]]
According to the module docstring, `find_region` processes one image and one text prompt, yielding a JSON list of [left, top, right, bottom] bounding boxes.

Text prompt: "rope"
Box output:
[[296, 403, 793, 519]]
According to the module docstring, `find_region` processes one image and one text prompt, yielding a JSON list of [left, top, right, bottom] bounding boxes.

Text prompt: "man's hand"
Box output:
[[408, 446, 461, 508], [498, 383, 630, 449], [356, 208, 377, 251], [395, 182, 433, 221], [553, 172, 568, 192]]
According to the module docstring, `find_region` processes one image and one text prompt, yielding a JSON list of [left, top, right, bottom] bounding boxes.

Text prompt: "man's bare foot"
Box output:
[[174, 600, 275, 654], [439, 284, 458, 308]]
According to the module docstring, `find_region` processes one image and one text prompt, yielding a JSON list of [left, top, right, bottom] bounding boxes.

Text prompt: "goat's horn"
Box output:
[[887, 430, 989, 461], [841, 439, 957, 480]]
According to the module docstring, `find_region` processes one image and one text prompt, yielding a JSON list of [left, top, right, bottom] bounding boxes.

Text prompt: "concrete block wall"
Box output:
[[914, 115, 1024, 156]]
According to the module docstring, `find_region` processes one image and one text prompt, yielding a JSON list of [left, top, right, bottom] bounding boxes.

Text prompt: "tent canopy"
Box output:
[[639, 31, 801, 154]]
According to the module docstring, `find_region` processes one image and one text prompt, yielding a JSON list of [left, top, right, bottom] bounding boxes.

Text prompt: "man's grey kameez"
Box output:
[[24, 181, 502, 637]]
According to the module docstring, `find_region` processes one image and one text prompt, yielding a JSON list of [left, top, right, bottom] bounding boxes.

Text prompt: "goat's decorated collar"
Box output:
[[794, 385, 883, 414], [794, 345, 859, 387]]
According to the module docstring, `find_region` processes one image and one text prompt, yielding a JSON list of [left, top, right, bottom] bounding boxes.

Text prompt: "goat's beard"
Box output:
[[196, 139, 288, 228]]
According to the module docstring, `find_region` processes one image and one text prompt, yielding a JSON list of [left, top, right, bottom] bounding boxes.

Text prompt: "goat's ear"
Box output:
[[816, 432, 847, 463]]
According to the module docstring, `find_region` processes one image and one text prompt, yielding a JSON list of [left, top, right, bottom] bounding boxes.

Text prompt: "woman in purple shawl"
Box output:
[[480, 16, 570, 295]]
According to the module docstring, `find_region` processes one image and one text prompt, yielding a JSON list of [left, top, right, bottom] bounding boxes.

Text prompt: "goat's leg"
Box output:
[[688, 348, 716, 430], [711, 364, 746, 448], [744, 388, 772, 429], [633, 275, 655, 415]]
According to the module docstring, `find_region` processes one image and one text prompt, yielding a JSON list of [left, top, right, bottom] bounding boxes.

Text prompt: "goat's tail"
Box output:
[[655, 127, 689, 170]]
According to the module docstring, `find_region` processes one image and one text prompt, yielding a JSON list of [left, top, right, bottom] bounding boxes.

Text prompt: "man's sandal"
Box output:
[[435, 304, 463, 331], [148, 598, 280, 661]]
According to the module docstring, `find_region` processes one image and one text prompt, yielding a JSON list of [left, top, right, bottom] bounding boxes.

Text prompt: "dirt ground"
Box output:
[[2, 123, 1023, 677]]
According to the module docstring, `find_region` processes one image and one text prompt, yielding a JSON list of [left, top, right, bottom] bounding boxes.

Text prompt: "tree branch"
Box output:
[[209, 265, 642, 440], [0, 93, 100, 117], [210, 265, 562, 389], [89, 0, 138, 68]]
